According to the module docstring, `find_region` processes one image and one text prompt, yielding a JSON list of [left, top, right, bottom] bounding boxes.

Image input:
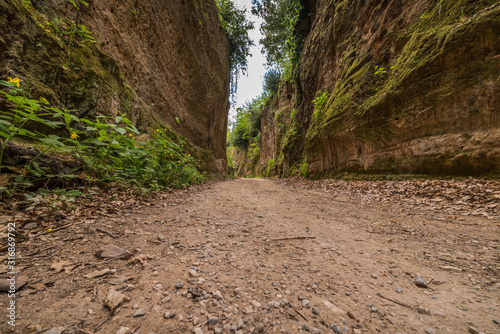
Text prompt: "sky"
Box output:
[[229, 0, 267, 122]]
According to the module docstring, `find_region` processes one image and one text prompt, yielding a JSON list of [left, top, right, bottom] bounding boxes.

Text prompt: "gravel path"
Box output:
[[2, 178, 499, 334]]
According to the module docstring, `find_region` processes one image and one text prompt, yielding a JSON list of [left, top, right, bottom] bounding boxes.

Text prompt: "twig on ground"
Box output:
[[271, 236, 316, 241], [96, 228, 117, 238], [32, 223, 73, 239]]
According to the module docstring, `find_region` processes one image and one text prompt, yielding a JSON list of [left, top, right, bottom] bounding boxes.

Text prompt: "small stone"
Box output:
[[468, 325, 485, 334], [302, 299, 310, 308], [440, 265, 462, 273], [94, 244, 132, 260], [194, 328, 203, 334], [45, 327, 66, 334], [213, 290, 223, 300], [133, 308, 146, 317], [175, 282, 184, 289], [208, 317, 219, 325], [371, 273, 377, 279], [164, 310, 176, 319], [158, 234, 166, 242], [193, 316, 200, 325], [312, 307, 320, 315], [415, 276, 428, 288], [330, 324, 341, 334], [424, 329, 436, 334], [251, 300, 261, 308], [188, 269, 198, 277], [214, 328, 222, 334], [396, 287, 403, 293], [353, 329, 362, 334], [116, 328, 131, 334], [256, 323, 265, 332]]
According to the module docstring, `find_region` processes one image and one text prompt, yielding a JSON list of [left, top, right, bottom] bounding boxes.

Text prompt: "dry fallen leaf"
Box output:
[[83, 268, 116, 279], [50, 260, 72, 273], [29, 283, 47, 291], [104, 288, 130, 312]]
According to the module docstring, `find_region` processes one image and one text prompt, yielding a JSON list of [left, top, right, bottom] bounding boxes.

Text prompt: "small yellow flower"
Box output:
[[129, 133, 133, 137], [187, 154, 190, 157], [47, 228, 52, 231], [71, 132, 79, 139], [7, 77, 20, 87], [40, 96, 48, 103]]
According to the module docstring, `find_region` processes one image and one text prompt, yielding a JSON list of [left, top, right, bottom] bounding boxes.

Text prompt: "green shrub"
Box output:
[[0, 77, 204, 197]]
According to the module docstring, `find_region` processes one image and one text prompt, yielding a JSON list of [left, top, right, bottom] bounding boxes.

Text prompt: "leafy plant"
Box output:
[[374, 65, 387, 85], [263, 68, 281, 95], [0, 78, 63, 170], [0, 78, 205, 199], [215, 0, 254, 100], [252, 0, 303, 77], [311, 91, 330, 123]]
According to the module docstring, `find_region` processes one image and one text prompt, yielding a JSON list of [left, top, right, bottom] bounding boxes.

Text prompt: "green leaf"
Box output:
[[82, 138, 106, 146], [115, 127, 126, 135]]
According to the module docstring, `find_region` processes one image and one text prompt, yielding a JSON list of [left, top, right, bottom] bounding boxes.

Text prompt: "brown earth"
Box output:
[[1, 178, 499, 333]]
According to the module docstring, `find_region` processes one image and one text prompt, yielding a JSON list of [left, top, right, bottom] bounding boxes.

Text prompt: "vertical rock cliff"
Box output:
[[255, 0, 500, 177], [0, 0, 230, 174]]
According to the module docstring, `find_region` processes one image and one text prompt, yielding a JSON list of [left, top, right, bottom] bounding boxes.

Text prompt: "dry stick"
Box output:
[[32, 223, 73, 239], [95, 314, 113, 330], [377, 293, 416, 311], [272, 236, 316, 241], [96, 228, 117, 238], [286, 301, 308, 321]]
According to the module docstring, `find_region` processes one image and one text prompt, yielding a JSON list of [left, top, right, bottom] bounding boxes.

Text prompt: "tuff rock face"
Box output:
[[0, 0, 230, 174], [255, 0, 500, 177]]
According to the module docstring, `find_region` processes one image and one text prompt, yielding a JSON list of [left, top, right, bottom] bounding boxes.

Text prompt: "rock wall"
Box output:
[[257, 0, 500, 177], [0, 0, 230, 175]]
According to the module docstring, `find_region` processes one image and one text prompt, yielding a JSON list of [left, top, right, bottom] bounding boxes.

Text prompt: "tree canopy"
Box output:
[[216, 0, 254, 100]]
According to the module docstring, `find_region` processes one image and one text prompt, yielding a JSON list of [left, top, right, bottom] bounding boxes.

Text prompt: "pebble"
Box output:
[[94, 244, 132, 260], [214, 328, 222, 334], [116, 328, 131, 334], [175, 282, 184, 289], [188, 269, 198, 277], [371, 273, 377, 279], [164, 310, 176, 319], [208, 317, 219, 325], [133, 308, 146, 317], [425, 329, 436, 334], [193, 316, 200, 325], [330, 324, 341, 334], [396, 287, 403, 293], [193, 328, 203, 334], [157, 234, 166, 242], [312, 307, 320, 315], [213, 290, 223, 300], [251, 300, 261, 308], [302, 299, 310, 308], [415, 276, 428, 288], [45, 327, 66, 334], [256, 323, 265, 332]]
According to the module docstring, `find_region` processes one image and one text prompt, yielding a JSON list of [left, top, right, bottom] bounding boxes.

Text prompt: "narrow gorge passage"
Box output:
[[6, 178, 499, 334]]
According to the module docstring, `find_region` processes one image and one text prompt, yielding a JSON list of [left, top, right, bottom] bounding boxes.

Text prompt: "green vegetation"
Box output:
[[228, 95, 265, 149], [215, 0, 254, 100], [252, 0, 303, 79], [263, 68, 281, 95], [0, 78, 204, 200]]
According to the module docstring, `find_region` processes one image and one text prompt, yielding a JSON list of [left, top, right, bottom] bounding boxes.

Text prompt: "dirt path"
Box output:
[[2, 178, 499, 334]]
